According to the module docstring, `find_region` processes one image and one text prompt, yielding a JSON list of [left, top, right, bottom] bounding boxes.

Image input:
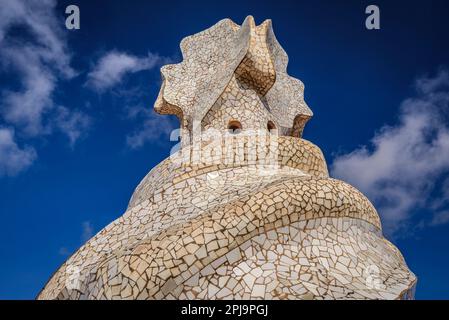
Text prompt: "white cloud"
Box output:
[[81, 221, 93, 243], [59, 221, 95, 255], [54, 106, 92, 147], [2, 47, 55, 135], [86, 51, 166, 91], [331, 69, 449, 236], [0, 0, 74, 76], [416, 69, 449, 94], [85, 49, 174, 149], [0, 0, 77, 135], [0, 128, 36, 177], [125, 106, 177, 149], [0, 0, 90, 175]]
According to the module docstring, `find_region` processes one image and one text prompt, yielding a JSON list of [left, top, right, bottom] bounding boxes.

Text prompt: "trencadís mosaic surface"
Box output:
[[38, 16, 416, 300]]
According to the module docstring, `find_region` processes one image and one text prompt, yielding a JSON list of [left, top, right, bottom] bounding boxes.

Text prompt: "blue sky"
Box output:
[[0, 0, 449, 299]]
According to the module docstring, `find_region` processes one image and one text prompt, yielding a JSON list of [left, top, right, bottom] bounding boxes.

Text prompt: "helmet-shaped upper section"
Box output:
[[154, 16, 313, 144]]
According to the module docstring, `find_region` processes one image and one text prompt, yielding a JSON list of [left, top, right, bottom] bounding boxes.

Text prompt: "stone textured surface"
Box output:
[[155, 16, 312, 145], [37, 16, 416, 300]]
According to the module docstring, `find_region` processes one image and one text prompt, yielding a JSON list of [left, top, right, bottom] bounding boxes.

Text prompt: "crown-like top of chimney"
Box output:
[[154, 16, 313, 143]]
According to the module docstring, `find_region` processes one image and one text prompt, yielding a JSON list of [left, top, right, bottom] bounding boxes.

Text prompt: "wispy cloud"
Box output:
[[81, 221, 93, 243], [59, 221, 95, 255], [331, 69, 449, 236], [54, 106, 92, 147], [125, 105, 177, 149], [0, 0, 90, 175], [58, 247, 70, 256], [85, 50, 174, 148], [430, 210, 449, 227], [86, 51, 168, 92], [94, 54, 178, 150], [0, 0, 75, 135], [0, 128, 36, 177]]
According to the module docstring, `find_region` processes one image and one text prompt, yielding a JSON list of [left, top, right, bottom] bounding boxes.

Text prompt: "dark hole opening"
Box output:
[[228, 120, 242, 134]]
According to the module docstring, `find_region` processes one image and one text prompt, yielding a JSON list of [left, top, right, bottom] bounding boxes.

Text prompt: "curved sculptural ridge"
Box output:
[[38, 16, 416, 300]]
